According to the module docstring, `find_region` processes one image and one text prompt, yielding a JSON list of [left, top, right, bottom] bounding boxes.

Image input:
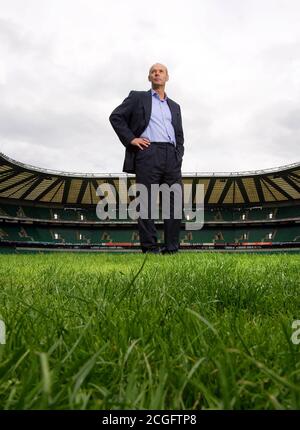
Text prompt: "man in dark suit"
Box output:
[[109, 63, 184, 254]]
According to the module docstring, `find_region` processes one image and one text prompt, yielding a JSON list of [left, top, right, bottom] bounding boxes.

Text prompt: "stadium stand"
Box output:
[[0, 152, 299, 252]]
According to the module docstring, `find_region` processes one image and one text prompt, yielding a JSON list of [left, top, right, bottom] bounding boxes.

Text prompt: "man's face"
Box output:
[[148, 63, 169, 86]]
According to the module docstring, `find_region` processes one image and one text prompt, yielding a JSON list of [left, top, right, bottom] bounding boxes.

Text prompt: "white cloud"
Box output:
[[0, 0, 300, 174]]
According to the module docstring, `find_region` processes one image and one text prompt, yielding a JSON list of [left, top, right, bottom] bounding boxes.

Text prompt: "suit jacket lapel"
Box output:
[[166, 98, 177, 128], [143, 89, 152, 126]]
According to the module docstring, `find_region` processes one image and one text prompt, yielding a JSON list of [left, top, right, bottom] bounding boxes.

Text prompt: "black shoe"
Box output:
[[142, 247, 161, 254], [160, 247, 179, 255]]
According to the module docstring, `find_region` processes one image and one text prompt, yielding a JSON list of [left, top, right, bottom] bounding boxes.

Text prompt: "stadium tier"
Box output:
[[0, 152, 299, 251]]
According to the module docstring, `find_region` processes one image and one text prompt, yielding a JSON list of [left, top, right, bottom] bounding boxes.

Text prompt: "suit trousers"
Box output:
[[135, 142, 183, 252]]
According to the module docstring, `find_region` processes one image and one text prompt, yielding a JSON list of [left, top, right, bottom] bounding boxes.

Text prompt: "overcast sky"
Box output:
[[0, 0, 300, 174]]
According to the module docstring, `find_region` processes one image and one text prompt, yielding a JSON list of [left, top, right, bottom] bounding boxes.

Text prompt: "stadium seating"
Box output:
[[1, 223, 299, 246], [1, 202, 299, 222], [1, 201, 299, 249]]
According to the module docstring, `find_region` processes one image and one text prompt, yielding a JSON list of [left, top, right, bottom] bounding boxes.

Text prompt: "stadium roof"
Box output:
[[0, 152, 299, 206]]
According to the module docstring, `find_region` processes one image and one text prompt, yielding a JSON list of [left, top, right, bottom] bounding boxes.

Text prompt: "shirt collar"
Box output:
[[151, 88, 168, 101]]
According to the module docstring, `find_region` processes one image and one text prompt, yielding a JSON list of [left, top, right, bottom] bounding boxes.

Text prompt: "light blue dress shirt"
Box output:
[[140, 89, 176, 146]]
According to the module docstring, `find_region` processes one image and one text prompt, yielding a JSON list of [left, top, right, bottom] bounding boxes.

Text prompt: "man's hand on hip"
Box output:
[[130, 138, 150, 150]]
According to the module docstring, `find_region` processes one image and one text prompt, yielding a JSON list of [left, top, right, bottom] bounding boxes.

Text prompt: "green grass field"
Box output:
[[0, 252, 299, 410]]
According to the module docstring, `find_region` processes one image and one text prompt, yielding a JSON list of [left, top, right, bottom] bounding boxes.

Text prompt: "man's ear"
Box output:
[[148, 75, 151, 82]]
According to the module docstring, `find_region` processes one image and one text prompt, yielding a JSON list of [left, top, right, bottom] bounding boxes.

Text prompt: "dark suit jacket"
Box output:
[[109, 89, 184, 173]]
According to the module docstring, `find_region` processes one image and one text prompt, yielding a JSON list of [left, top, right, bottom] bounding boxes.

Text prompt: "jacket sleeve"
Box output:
[[109, 91, 137, 148], [176, 105, 184, 158]]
